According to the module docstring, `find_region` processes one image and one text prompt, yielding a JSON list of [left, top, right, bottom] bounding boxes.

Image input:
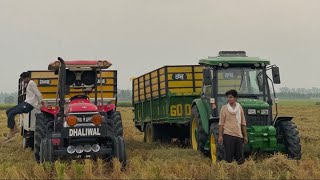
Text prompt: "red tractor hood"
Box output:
[[67, 99, 98, 113]]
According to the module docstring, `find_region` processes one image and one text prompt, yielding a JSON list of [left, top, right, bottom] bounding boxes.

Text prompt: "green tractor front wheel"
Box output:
[[277, 120, 302, 160], [209, 123, 225, 163]]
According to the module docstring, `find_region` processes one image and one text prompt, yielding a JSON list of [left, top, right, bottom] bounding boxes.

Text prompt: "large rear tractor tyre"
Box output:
[[277, 121, 302, 160], [40, 135, 54, 163], [190, 106, 208, 154], [34, 114, 45, 162], [105, 118, 115, 139], [209, 123, 225, 163], [113, 136, 127, 168], [108, 111, 123, 137], [144, 123, 159, 143], [34, 113, 53, 162]]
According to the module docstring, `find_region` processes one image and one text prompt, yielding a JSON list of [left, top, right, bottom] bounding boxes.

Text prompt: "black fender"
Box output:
[[273, 116, 294, 128]]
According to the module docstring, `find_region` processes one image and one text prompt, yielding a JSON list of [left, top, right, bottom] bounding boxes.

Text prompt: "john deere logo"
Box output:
[[172, 73, 187, 81]]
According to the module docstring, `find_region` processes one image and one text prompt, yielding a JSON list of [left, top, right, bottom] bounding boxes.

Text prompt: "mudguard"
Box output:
[[273, 116, 294, 127], [192, 98, 210, 134]]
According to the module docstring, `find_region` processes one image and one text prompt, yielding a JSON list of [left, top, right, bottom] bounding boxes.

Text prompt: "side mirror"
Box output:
[[203, 68, 212, 86], [272, 67, 281, 84]]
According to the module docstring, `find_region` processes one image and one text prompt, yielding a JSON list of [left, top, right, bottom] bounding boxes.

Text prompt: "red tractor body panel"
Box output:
[[67, 99, 98, 113]]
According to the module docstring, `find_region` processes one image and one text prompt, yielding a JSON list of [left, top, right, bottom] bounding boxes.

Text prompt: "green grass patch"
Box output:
[[278, 99, 319, 106], [0, 104, 15, 110], [117, 101, 132, 107]]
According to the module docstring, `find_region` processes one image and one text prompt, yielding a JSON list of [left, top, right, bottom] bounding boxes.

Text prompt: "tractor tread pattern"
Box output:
[[34, 113, 53, 162], [278, 121, 302, 160], [210, 123, 225, 161], [108, 111, 124, 137], [191, 106, 208, 155]]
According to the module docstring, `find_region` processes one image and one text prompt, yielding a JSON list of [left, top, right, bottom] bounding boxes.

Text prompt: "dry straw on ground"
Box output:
[[0, 101, 319, 179]]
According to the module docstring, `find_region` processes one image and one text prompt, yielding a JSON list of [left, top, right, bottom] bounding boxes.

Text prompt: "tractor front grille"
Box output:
[[245, 115, 269, 127]]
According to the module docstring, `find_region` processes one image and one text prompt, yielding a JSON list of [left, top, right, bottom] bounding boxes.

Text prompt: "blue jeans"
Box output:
[[6, 102, 34, 129]]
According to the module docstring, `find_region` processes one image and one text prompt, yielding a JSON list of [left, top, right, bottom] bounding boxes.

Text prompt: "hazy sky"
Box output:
[[0, 0, 319, 92]]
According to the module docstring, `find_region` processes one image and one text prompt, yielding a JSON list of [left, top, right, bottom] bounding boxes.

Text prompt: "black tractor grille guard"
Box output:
[[245, 115, 269, 127]]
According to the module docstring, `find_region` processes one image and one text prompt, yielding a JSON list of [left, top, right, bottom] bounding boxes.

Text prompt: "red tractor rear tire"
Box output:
[[108, 111, 123, 137]]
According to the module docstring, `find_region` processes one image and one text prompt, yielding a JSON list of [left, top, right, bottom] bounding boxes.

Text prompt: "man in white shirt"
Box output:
[[5, 72, 45, 141]]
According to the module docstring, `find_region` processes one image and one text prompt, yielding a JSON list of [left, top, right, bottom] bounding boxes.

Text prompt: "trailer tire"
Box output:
[[209, 123, 225, 163], [144, 123, 159, 143], [109, 111, 123, 137], [190, 106, 208, 154], [277, 121, 302, 160], [22, 135, 34, 150], [113, 136, 127, 168]]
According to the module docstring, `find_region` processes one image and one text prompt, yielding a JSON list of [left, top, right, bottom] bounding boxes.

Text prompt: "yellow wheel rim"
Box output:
[[191, 118, 198, 151], [210, 133, 217, 163], [146, 126, 152, 143]]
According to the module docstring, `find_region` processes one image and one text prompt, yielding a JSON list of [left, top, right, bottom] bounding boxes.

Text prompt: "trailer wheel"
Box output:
[[34, 113, 53, 162], [190, 106, 208, 154], [144, 123, 159, 143], [209, 123, 225, 163], [113, 136, 127, 168], [277, 121, 302, 160], [108, 111, 123, 137], [22, 137, 34, 151], [22, 131, 34, 150]]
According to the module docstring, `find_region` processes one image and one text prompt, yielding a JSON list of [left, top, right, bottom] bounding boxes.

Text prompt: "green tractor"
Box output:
[[190, 51, 301, 163]]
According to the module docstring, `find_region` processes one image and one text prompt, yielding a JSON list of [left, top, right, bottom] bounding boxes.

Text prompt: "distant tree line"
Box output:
[[0, 92, 17, 104], [277, 87, 320, 99], [117, 89, 132, 101], [0, 87, 319, 104]]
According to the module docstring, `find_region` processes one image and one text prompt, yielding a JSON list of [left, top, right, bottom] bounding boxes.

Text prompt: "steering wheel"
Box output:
[[70, 95, 90, 101]]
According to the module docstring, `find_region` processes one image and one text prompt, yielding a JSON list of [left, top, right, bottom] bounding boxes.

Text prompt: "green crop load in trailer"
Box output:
[[133, 65, 203, 143]]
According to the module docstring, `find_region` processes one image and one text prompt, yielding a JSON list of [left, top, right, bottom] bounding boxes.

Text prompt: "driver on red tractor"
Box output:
[[4, 72, 45, 142]]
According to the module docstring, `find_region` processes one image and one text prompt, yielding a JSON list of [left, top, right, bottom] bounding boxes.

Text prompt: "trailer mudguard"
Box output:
[[192, 98, 210, 134]]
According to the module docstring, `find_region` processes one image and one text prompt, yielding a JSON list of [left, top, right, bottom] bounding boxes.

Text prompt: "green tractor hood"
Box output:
[[237, 98, 269, 109]]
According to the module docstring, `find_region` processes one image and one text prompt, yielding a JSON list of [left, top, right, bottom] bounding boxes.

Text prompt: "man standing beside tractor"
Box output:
[[5, 72, 45, 142], [218, 89, 248, 164]]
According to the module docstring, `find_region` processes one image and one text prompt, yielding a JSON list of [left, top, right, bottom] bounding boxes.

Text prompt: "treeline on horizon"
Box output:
[[0, 87, 320, 104]]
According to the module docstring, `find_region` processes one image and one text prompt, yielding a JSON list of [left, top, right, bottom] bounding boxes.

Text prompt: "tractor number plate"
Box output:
[[69, 128, 101, 137]]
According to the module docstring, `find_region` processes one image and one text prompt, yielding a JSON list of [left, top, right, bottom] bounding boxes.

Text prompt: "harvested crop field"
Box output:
[[0, 101, 319, 179]]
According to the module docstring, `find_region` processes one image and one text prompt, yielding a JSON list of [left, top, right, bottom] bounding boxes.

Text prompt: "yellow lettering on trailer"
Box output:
[[170, 104, 192, 117]]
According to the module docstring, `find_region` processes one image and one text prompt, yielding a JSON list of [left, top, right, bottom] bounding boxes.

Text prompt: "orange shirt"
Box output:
[[219, 105, 247, 138]]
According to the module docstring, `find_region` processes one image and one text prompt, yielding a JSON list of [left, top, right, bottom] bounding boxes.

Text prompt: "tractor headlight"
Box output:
[[248, 109, 257, 115], [261, 109, 269, 115]]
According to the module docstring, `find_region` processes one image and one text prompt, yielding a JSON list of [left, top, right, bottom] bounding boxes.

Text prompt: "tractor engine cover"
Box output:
[[67, 98, 98, 113]]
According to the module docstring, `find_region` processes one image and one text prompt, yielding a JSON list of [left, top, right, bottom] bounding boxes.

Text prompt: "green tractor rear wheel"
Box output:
[[277, 120, 302, 160], [190, 106, 208, 154]]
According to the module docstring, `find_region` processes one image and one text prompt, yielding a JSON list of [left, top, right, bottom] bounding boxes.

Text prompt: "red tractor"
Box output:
[[33, 58, 126, 166]]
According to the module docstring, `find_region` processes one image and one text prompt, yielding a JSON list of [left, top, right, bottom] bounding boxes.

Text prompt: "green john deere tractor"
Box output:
[[190, 51, 301, 163]]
